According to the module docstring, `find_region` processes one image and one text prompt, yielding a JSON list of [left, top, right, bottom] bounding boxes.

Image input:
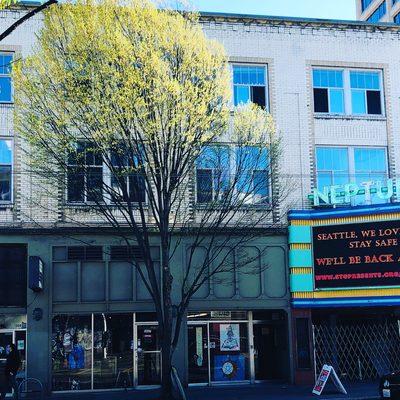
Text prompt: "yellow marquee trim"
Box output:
[[290, 213, 400, 227], [292, 287, 400, 299]]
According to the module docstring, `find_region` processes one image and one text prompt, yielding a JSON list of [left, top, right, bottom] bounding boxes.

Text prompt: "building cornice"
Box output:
[[199, 11, 400, 33]]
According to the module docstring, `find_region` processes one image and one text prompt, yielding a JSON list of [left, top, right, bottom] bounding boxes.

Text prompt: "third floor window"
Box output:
[[313, 68, 384, 117], [232, 65, 268, 109]]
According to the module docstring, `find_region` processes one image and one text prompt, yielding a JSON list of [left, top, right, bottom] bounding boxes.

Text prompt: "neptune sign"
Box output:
[[309, 179, 397, 206]]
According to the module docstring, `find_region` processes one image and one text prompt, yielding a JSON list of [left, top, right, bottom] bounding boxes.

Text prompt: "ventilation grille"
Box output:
[[67, 246, 103, 261], [110, 246, 143, 261]]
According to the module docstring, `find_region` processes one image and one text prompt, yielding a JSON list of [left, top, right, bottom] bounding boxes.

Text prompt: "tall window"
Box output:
[[350, 71, 382, 115], [236, 146, 269, 204], [196, 145, 270, 205], [315, 147, 349, 189], [67, 141, 103, 203], [0, 53, 12, 103], [395, 12, 400, 24], [110, 147, 145, 203], [233, 65, 268, 109], [196, 146, 230, 203], [0, 139, 12, 202], [312, 68, 383, 116], [313, 69, 344, 114], [316, 146, 388, 205], [366, 1, 386, 22]]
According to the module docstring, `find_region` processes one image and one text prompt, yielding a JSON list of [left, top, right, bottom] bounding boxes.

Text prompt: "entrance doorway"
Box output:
[[135, 324, 161, 386], [0, 330, 26, 373], [187, 310, 289, 385]]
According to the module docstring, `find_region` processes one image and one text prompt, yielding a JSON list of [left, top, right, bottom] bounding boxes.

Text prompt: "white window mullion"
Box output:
[[343, 70, 352, 115]]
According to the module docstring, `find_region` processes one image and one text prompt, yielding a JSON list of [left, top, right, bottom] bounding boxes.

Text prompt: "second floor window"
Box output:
[[313, 68, 384, 116], [110, 148, 146, 203], [0, 139, 12, 202], [0, 53, 12, 103], [196, 145, 269, 205], [67, 141, 103, 203], [196, 146, 230, 203], [316, 146, 388, 205], [233, 65, 268, 109]]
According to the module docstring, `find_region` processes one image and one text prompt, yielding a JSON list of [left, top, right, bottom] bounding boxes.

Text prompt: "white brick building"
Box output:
[[1, 5, 400, 393]]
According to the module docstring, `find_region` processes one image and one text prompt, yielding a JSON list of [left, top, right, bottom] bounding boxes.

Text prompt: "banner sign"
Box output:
[[312, 364, 347, 396], [313, 220, 400, 289]]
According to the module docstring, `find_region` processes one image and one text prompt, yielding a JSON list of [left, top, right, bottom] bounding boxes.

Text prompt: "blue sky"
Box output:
[[190, 0, 357, 21]]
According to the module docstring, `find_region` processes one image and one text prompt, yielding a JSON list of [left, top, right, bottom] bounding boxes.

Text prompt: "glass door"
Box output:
[[188, 324, 209, 384], [135, 324, 161, 386], [209, 322, 250, 383], [0, 331, 13, 359]]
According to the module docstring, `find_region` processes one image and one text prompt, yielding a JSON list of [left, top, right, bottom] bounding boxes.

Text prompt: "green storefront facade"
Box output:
[[0, 228, 291, 393]]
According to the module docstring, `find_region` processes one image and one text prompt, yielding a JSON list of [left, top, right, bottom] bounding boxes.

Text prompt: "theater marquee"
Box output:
[[313, 220, 400, 289]]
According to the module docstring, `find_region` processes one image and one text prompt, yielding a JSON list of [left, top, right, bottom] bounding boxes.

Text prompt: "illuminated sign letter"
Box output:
[[313, 187, 330, 206]]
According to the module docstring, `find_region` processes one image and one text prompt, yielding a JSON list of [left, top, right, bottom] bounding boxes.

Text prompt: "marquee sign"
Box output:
[[309, 179, 396, 206], [313, 220, 400, 289]]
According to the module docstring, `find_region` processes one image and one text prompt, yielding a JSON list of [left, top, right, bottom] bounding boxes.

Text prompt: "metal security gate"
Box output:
[[313, 318, 400, 380]]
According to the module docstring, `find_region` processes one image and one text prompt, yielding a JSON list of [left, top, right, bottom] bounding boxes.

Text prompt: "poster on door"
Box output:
[[220, 324, 240, 352]]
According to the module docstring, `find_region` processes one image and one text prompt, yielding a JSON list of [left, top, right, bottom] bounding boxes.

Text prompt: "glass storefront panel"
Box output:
[[137, 324, 161, 385], [210, 322, 249, 382], [52, 315, 92, 391], [188, 324, 209, 384], [93, 314, 133, 389]]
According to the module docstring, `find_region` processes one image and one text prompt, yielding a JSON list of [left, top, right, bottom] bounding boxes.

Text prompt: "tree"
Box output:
[[0, 0, 57, 42], [14, 0, 282, 398]]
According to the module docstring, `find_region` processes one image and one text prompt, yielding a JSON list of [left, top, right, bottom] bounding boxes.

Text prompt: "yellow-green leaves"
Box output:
[[0, 0, 18, 10]]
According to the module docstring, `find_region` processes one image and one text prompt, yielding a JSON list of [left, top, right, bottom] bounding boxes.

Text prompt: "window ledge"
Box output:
[[0, 202, 13, 210], [64, 203, 148, 209], [314, 113, 386, 122], [195, 203, 273, 211]]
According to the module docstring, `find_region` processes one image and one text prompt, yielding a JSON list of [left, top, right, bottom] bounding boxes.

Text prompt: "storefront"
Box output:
[[187, 310, 289, 385], [51, 312, 161, 391], [289, 204, 400, 384], [0, 314, 27, 374]]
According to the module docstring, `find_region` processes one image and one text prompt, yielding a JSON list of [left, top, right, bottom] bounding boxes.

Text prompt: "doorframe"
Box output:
[[134, 319, 161, 388], [188, 316, 252, 386]]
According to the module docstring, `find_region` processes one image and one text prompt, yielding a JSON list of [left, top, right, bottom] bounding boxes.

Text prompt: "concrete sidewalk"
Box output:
[[48, 382, 381, 400]]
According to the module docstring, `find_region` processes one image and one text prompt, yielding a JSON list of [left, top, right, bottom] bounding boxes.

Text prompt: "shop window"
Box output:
[[313, 69, 344, 114], [295, 318, 311, 369], [350, 71, 382, 115], [93, 314, 134, 389], [315, 146, 389, 205], [67, 141, 103, 203], [0, 245, 26, 307], [233, 65, 268, 109], [52, 315, 93, 391], [0, 53, 13, 103], [0, 139, 12, 202]]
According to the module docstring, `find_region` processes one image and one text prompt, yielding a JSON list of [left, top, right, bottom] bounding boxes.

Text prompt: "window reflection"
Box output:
[[52, 315, 92, 391]]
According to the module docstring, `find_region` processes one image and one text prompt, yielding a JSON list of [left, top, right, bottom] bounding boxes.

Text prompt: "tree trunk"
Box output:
[[161, 322, 173, 400]]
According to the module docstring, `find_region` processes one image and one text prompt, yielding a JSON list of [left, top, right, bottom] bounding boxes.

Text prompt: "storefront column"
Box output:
[[248, 312, 255, 383], [292, 308, 314, 385], [26, 239, 51, 393]]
